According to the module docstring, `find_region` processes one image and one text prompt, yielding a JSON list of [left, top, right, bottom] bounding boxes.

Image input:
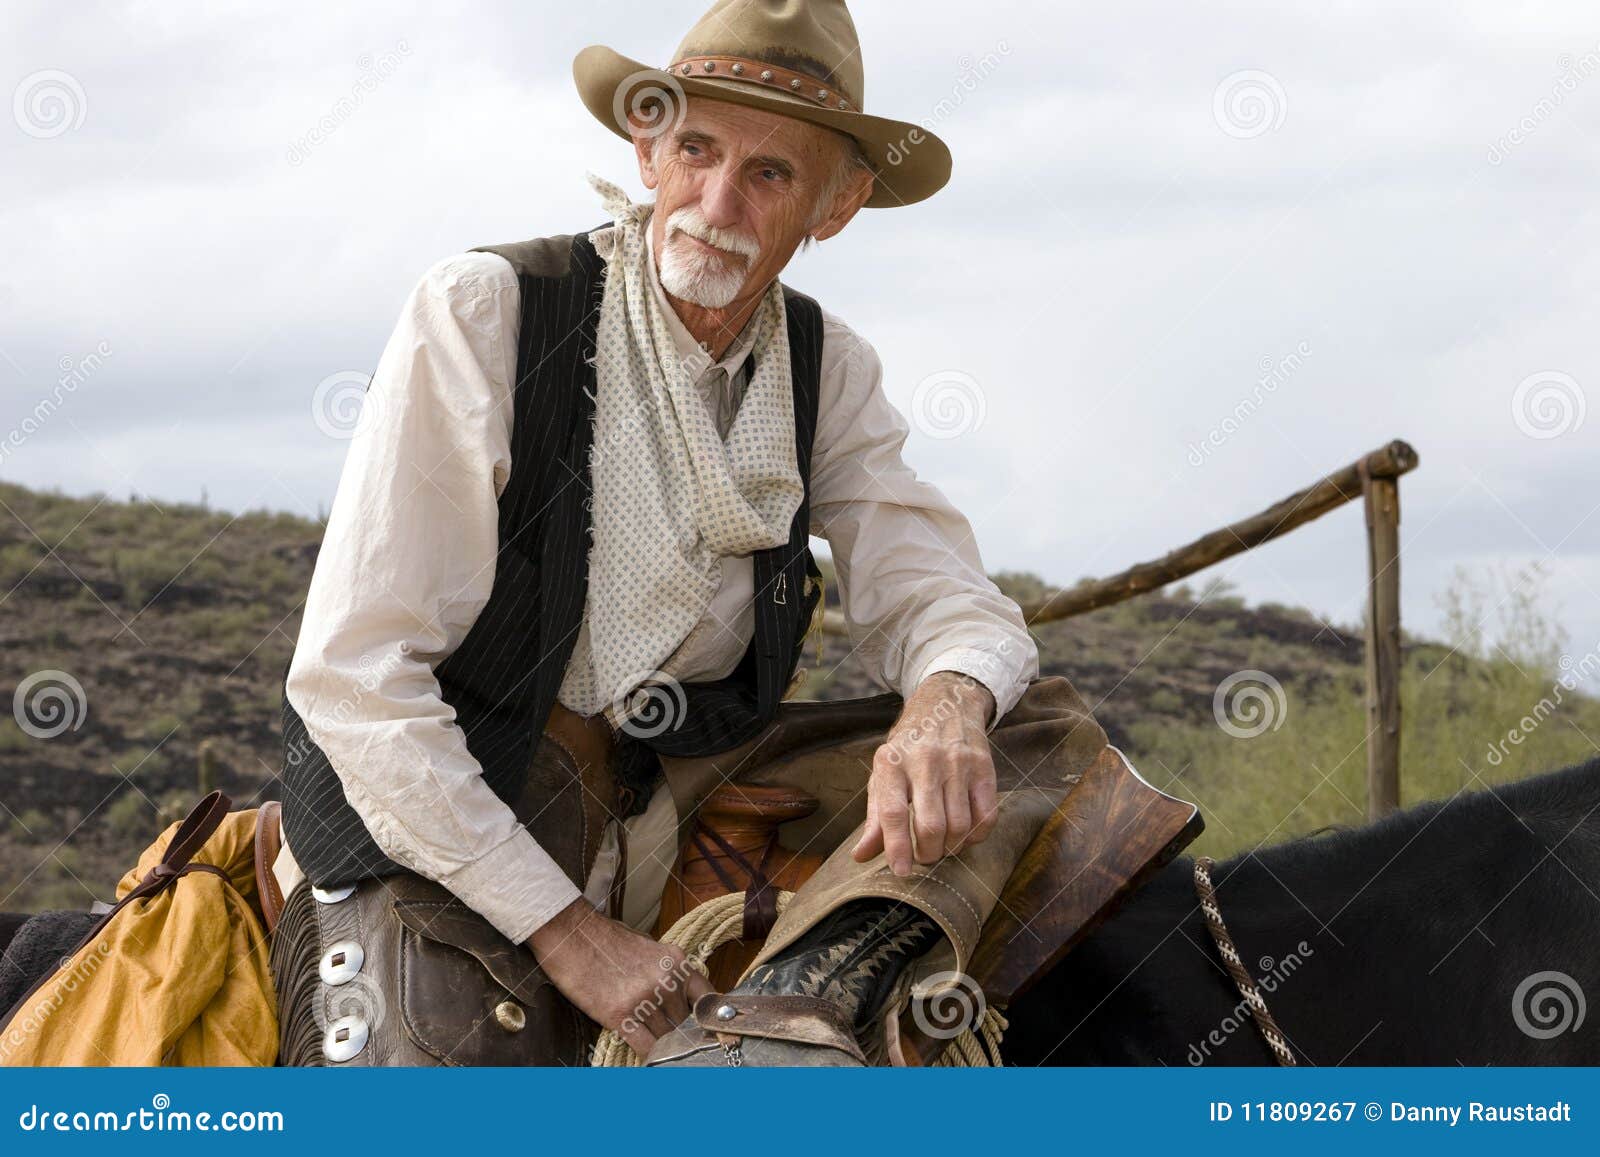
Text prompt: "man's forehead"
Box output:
[[677, 96, 827, 161]]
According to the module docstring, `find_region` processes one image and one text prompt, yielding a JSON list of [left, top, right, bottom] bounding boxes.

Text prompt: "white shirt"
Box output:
[[283, 223, 1040, 945]]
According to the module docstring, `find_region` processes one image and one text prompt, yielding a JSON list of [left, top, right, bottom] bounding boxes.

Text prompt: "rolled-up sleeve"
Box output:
[[808, 314, 1039, 731], [284, 252, 581, 944]]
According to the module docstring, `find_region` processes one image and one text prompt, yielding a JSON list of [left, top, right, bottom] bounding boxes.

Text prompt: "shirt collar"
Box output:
[[646, 218, 762, 379]]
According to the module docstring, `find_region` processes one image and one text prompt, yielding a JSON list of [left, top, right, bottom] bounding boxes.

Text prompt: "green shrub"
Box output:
[[103, 789, 156, 842], [1128, 566, 1600, 860]]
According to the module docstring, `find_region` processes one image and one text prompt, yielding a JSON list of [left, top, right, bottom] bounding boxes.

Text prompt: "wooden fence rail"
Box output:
[[820, 439, 1420, 818]]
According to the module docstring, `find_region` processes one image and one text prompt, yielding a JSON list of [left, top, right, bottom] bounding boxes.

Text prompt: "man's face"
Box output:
[[632, 96, 862, 311]]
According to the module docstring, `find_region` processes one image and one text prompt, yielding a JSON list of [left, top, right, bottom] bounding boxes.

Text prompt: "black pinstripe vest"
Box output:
[[280, 224, 825, 888]]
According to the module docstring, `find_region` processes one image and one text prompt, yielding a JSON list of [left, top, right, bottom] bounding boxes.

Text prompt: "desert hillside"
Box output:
[[2, 480, 1592, 912]]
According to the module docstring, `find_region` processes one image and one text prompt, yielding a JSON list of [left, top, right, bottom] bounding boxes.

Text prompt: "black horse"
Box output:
[[1004, 755, 1600, 1065], [4, 758, 1597, 1066]]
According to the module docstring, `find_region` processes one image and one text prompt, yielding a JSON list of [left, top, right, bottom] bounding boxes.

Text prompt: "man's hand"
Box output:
[[852, 670, 999, 875], [528, 896, 713, 1058]]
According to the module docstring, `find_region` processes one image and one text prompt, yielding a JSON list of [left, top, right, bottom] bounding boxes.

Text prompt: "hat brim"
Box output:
[[573, 44, 950, 209]]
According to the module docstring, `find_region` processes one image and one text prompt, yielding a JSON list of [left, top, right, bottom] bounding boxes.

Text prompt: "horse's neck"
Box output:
[[1188, 763, 1600, 1064], [1016, 759, 1600, 1065]]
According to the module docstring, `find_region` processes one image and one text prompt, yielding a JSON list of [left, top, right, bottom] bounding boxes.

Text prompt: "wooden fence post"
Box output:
[[816, 438, 1421, 819], [823, 441, 1420, 635], [1361, 467, 1403, 819]]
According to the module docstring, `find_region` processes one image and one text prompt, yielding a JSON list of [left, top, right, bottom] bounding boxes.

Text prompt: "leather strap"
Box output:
[[667, 54, 858, 112], [71, 790, 234, 955], [689, 991, 867, 1064], [254, 801, 284, 934], [0, 791, 234, 1035], [691, 824, 780, 941]]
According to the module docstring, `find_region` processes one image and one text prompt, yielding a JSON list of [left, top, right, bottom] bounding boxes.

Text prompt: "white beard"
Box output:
[[658, 224, 754, 309]]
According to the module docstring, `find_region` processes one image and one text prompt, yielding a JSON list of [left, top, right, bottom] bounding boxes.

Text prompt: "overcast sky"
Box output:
[[4, 1, 1598, 665]]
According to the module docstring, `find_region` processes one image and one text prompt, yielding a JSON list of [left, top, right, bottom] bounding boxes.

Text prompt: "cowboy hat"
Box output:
[[572, 0, 952, 208]]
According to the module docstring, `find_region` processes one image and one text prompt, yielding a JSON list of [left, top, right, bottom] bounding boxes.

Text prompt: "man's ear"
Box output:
[[810, 165, 875, 243], [627, 111, 663, 192]]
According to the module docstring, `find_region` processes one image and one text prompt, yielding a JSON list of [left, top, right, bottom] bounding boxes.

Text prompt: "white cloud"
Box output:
[[3, 0, 1598, 650]]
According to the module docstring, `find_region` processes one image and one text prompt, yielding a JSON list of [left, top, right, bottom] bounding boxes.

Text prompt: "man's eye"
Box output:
[[759, 168, 784, 182]]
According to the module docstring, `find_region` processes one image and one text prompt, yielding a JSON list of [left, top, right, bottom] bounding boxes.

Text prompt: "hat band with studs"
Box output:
[[668, 54, 856, 112]]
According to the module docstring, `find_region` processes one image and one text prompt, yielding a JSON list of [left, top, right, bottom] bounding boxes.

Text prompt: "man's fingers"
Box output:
[[968, 769, 1000, 844], [873, 764, 913, 876], [910, 774, 947, 864], [620, 1021, 657, 1059], [943, 777, 973, 854], [658, 980, 693, 1027], [662, 961, 712, 1023], [852, 795, 884, 862], [684, 967, 715, 1004], [638, 999, 676, 1044]]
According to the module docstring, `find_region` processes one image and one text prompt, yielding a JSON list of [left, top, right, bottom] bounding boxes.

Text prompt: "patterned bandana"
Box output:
[[557, 173, 804, 726]]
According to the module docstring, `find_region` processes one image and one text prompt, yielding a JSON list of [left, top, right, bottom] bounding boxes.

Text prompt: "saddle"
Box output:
[[642, 739, 1204, 1067], [654, 785, 827, 989], [258, 693, 1203, 1066]]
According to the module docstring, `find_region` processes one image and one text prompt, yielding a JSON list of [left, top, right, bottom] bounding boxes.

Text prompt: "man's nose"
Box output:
[[697, 163, 745, 230]]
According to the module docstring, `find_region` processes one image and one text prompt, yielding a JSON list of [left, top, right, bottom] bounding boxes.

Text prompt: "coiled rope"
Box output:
[[590, 890, 1006, 1067]]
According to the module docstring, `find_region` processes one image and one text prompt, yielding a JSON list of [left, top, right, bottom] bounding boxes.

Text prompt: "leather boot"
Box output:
[[644, 899, 939, 1067]]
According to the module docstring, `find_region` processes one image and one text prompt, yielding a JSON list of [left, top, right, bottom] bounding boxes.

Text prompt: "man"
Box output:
[[272, 0, 1107, 1067]]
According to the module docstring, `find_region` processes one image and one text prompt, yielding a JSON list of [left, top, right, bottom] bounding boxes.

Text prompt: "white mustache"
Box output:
[[666, 208, 760, 262]]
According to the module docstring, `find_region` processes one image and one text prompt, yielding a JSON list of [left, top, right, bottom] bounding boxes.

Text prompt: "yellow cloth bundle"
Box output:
[[0, 804, 276, 1066]]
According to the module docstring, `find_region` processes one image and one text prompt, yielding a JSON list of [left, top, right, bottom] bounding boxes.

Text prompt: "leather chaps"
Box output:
[[271, 675, 1109, 1066]]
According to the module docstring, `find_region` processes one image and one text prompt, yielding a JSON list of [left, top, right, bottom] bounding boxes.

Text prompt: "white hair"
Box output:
[[800, 132, 875, 251]]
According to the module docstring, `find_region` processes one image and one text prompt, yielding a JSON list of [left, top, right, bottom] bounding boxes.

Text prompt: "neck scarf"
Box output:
[[557, 173, 804, 726]]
